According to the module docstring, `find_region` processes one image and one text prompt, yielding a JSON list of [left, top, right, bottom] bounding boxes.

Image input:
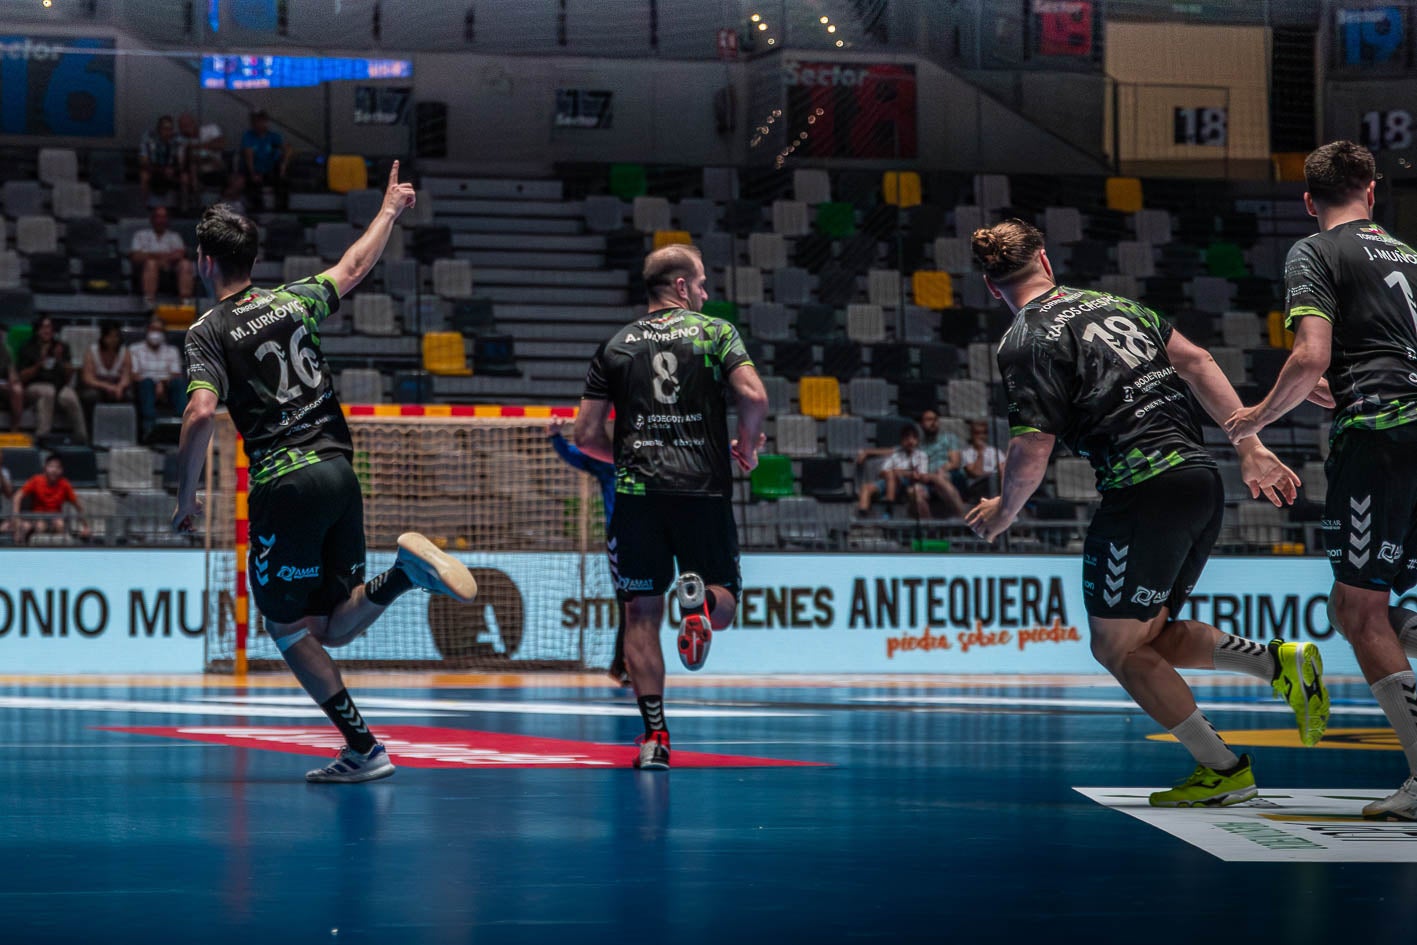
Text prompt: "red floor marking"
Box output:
[[103, 725, 827, 769]]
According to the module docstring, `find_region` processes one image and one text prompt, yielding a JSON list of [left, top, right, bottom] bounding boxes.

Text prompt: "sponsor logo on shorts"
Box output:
[[277, 564, 321, 582], [1379, 541, 1404, 565], [1130, 586, 1171, 607], [615, 576, 655, 592]]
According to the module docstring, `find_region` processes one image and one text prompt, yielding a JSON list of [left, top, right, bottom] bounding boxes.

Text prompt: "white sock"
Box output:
[[1391, 607, 1417, 658], [1212, 634, 1274, 680], [1169, 709, 1240, 772], [1372, 671, 1417, 777]]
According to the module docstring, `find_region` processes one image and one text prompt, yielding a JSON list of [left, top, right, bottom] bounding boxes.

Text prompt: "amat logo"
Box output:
[[276, 564, 321, 582], [104, 725, 826, 769]]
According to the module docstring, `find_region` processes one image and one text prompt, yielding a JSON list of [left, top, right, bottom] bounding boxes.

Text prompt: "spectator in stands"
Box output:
[[856, 423, 931, 519], [11, 453, 89, 544], [241, 109, 291, 212], [918, 408, 968, 517], [0, 331, 24, 433], [129, 317, 186, 437], [139, 114, 186, 207], [178, 112, 241, 206], [79, 320, 132, 423], [130, 207, 195, 308], [952, 420, 1006, 504], [17, 316, 87, 443]]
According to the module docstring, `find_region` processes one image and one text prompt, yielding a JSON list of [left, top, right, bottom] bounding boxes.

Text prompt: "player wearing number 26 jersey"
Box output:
[[965, 220, 1325, 810], [1227, 141, 1417, 820], [172, 164, 478, 785]]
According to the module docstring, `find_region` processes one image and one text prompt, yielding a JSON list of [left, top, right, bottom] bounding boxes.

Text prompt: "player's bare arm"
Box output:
[[320, 160, 417, 298], [573, 397, 613, 464], [1224, 316, 1333, 442], [727, 362, 768, 473], [965, 431, 1053, 543], [1165, 329, 1300, 506], [172, 386, 219, 532]]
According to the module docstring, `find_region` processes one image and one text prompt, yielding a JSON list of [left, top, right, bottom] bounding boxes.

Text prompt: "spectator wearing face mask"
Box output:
[[128, 317, 186, 436]]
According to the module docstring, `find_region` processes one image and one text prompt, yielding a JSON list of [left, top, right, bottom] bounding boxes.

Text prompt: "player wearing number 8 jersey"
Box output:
[[172, 164, 479, 784], [1226, 141, 1417, 819], [964, 220, 1328, 808], [575, 244, 768, 770]]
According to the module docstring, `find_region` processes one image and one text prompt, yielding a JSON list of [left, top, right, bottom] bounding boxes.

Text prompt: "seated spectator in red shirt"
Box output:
[[12, 453, 89, 544]]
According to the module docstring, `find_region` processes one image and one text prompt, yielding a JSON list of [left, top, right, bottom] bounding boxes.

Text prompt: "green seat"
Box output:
[[1205, 240, 1248, 279], [816, 202, 856, 238], [701, 299, 739, 324], [609, 163, 647, 200], [750, 453, 794, 500], [6, 324, 32, 363]]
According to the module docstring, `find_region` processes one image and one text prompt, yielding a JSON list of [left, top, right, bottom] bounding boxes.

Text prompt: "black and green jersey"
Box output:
[[997, 285, 1213, 492], [582, 308, 754, 497], [1284, 220, 1417, 439], [185, 275, 353, 485]]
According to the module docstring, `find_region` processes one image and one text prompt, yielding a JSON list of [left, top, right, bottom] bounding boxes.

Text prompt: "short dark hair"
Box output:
[[98, 319, 121, 339], [642, 244, 703, 294], [1305, 140, 1377, 205], [196, 203, 259, 280], [900, 423, 920, 442], [44, 453, 62, 467]]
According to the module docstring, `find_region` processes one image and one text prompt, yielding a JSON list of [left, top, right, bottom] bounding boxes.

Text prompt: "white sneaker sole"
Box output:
[[306, 759, 397, 784], [397, 532, 478, 603], [675, 571, 706, 612]]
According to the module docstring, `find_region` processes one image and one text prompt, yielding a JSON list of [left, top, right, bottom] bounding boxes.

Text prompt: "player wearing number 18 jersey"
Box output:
[[575, 244, 768, 769], [173, 163, 479, 783], [1226, 141, 1417, 819], [964, 220, 1326, 808]]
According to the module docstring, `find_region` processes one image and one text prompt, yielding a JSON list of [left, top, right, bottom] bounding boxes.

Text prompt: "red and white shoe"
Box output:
[[675, 571, 712, 671], [634, 731, 670, 770]]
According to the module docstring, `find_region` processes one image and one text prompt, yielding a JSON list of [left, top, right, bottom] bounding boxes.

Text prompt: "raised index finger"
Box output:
[[388, 159, 401, 188]]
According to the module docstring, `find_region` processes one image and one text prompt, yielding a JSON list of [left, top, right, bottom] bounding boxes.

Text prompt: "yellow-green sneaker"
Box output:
[[1149, 754, 1257, 808], [1269, 639, 1329, 747]]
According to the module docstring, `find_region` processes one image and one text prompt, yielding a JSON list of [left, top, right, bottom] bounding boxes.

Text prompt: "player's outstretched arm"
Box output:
[[172, 387, 219, 532], [1224, 316, 1333, 442], [728, 363, 769, 473], [965, 431, 1053, 543], [320, 159, 416, 299]]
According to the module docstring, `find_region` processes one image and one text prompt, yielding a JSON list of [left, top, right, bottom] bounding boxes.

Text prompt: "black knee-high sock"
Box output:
[[364, 566, 413, 606], [319, 688, 377, 754], [637, 694, 667, 736]]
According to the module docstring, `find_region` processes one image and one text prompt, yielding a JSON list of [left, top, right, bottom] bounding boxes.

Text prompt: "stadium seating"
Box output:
[[326, 155, 369, 194]]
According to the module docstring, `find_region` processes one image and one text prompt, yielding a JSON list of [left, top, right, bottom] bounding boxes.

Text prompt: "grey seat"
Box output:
[[846, 377, 891, 418], [338, 368, 383, 403], [92, 404, 137, 448], [675, 198, 717, 235], [774, 414, 819, 457], [825, 415, 868, 458], [3, 181, 44, 218], [345, 189, 383, 227], [315, 222, 356, 261], [584, 196, 624, 233], [106, 446, 153, 492], [772, 266, 811, 306], [747, 303, 790, 342]]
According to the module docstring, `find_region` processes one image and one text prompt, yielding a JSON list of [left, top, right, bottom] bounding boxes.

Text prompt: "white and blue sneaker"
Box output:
[[396, 532, 478, 603], [306, 743, 396, 784]]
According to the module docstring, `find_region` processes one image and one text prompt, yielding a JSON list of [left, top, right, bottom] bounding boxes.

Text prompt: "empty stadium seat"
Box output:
[[868, 343, 912, 382], [353, 293, 398, 335], [772, 266, 811, 306], [815, 202, 855, 238], [675, 198, 716, 235], [953, 205, 985, 238], [902, 307, 939, 344], [52, 182, 92, 220], [609, 163, 647, 199], [338, 368, 383, 403], [702, 166, 738, 202], [1105, 177, 1144, 213], [106, 447, 153, 492], [798, 376, 842, 420], [746, 303, 790, 342], [932, 237, 971, 275], [344, 189, 383, 227], [1116, 241, 1155, 278], [1054, 457, 1096, 502], [1, 446, 42, 483], [0, 251, 20, 290], [3, 181, 44, 218], [846, 377, 891, 418], [27, 252, 73, 293], [726, 266, 764, 305], [422, 332, 471, 376], [54, 446, 97, 488], [381, 258, 419, 299], [912, 271, 954, 310], [882, 171, 922, 208], [793, 169, 831, 204], [973, 174, 1010, 211], [772, 340, 816, 379], [472, 334, 519, 376], [761, 375, 792, 414], [16, 215, 58, 254], [750, 454, 794, 500], [1133, 209, 1173, 245], [315, 222, 356, 261], [946, 379, 988, 419], [431, 259, 473, 299], [846, 304, 886, 344], [38, 148, 78, 185], [326, 155, 368, 194], [778, 496, 825, 546], [92, 404, 137, 448], [583, 195, 624, 232], [60, 326, 100, 366], [1042, 207, 1083, 244], [450, 298, 496, 336], [824, 415, 867, 458], [774, 414, 819, 457], [771, 200, 809, 236], [282, 255, 324, 285], [748, 233, 786, 271], [867, 269, 902, 308], [632, 196, 671, 232]]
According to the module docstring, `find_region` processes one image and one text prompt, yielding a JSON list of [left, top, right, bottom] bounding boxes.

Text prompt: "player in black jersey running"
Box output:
[[964, 220, 1328, 807], [172, 163, 479, 783], [1226, 141, 1417, 819], [575, 244, 768, 769]]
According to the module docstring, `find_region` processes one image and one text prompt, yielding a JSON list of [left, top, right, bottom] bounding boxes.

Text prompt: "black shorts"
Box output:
[[248, 458, 366, 624], [1323, 427, 1417, 594], [1081, 465, 1224, 621], [607, 493, 740, 601]]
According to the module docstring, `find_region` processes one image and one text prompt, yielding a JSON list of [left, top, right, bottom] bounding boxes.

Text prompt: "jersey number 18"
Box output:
[[1081, 316, 1157, 369]]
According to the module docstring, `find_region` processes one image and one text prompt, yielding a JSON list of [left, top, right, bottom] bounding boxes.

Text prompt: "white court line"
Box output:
[[197, 694, 816, 718], [851, 694, 1389, 716], [0, 695, 458, 719]]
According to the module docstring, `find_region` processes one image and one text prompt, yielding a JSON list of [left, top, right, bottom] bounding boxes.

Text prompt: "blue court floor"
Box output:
[[1, 672, 1414, 945]]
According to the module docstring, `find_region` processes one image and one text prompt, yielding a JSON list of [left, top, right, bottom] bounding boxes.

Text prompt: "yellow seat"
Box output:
[[653, 230, 693, 251], [911, 270, 954, 310], [156, 303, 196, 329], [1272, 152, 1307, 182], [327, 154, 368, 194], [798, 376, 842, 419], [882, 171, 922, 209], [1105, 176, 1144, 213], [422, 331, 472, 376], [1267, 310, 1294, 349], [0, 433, 33, 449]]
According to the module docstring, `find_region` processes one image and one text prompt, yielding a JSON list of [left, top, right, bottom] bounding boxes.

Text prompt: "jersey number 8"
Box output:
[[256, 323, 321, 404], [1081, 316, 1157, 369], [651, 351, 681, 405]]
